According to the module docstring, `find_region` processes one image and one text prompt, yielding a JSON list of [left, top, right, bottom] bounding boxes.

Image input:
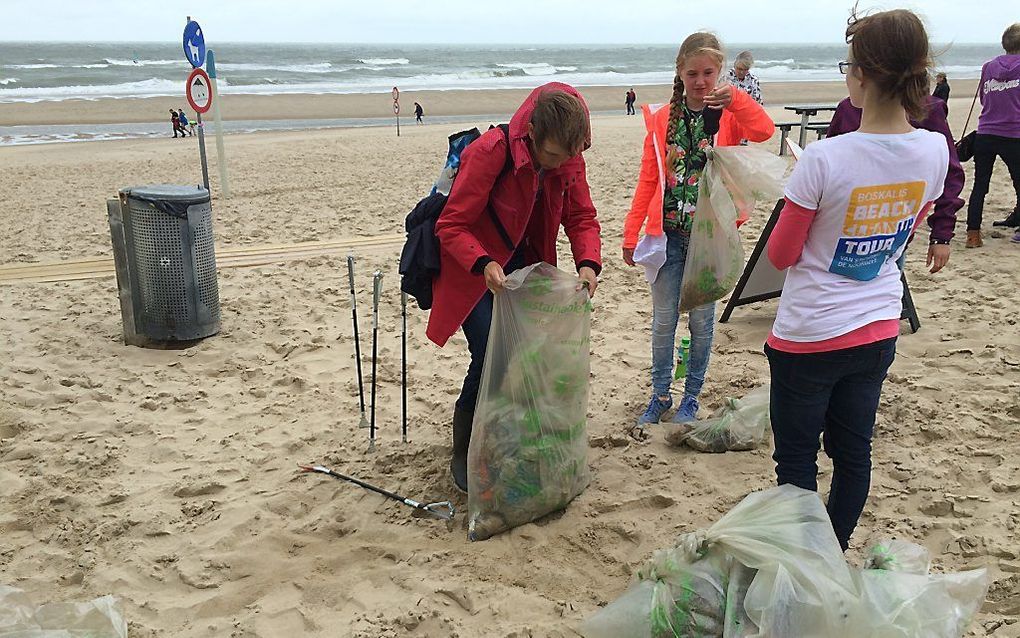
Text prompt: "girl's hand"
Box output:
[[577, 266, 598, 297], [622, 247, 636, 266], [704, 84, 733, 110], [927, 244, 950, 273]]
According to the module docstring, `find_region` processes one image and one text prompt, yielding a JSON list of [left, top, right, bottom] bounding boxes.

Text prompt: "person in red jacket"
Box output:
[[622, 32, 774, 432], [427, 82, 602, 492]]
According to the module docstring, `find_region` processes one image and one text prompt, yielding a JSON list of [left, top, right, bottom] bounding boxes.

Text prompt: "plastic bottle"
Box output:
[[674, 337, 691, 380]]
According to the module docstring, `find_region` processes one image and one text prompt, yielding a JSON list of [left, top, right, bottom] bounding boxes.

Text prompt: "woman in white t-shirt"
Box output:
[[765, 8, 948, 551]]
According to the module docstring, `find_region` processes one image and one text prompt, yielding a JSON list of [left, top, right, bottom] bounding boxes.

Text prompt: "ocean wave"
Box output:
[[755, 58, 796, 66], [75, 63, 111, 69], [358, 58, 409, 65], [495, 62, 558, 76], [103, 58, 179, 66], [0, 77, 187, 101], [217, 61, 336, 73], [0, 78, 17, 85], [6, 63, 61, 69]]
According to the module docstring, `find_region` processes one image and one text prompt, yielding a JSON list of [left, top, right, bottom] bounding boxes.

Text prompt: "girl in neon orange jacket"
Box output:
[[623, 32, 774, 429]]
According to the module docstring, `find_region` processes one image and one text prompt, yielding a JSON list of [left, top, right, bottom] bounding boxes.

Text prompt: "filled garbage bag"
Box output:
[[679, 146, 787, 311], [579, 485, 988, 638], [850, 539, 989, 638], [665, 385, 770, 453], [467, 262, 592, 541]]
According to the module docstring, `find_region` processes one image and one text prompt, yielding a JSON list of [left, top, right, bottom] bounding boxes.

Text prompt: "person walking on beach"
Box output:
[[932, 72, 951, 104], [965, 23, 1020, 245], [625, 88, 636, 115], [827, 91, 963, 272], [426, 82, 602, 492], [727, 51, 763, 105], [622, 32, 774, 432], [414, 102, 424, 125], [765, 9, 948, 551], [177, 109, 193, 136], [169, 109, 183, 138]]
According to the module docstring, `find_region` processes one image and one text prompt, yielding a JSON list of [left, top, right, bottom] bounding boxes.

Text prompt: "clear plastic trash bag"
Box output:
[[0, 585, 127, 637], [851, 539, 988, 638], [679, 146, 787, 312], [665, 385, 770, 453], [579, 486, 988, 638], [467, 262, 592, 541]]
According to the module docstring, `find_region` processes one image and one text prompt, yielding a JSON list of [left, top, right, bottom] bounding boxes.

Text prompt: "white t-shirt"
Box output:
[[774, 130, 948, 342]]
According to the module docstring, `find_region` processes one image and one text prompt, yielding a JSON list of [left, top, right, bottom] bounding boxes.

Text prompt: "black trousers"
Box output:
[[967, 133, 1020, 230]]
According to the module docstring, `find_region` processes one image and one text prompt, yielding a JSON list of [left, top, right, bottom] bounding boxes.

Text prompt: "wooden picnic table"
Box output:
[[784, 104, 838, 148]]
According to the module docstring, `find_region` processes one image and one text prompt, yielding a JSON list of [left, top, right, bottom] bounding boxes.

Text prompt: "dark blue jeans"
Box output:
[[765, 337, 897, 551], [456, 250, 526, 412]]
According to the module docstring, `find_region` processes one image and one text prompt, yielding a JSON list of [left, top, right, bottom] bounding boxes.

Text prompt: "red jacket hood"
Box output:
[[507, 82, 592, 176]]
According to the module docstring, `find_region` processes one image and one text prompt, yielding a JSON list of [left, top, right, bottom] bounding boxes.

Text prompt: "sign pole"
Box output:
[[206, 50, 230, 198], [392, 86, 400, 138], [196, 112, 210, 191]]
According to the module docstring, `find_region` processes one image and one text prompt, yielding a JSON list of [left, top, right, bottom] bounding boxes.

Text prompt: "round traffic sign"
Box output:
[[393, 101, 400, 115], [183, 21, 206, 68], [392, 86, 399, 100], [186, 68, 213, 113]]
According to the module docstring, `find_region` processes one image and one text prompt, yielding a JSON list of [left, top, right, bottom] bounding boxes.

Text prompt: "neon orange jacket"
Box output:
[[622, 89, 775, 249]]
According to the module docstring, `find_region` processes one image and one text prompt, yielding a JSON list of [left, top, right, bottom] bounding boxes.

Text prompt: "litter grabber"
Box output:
[[298, 464, 455, 521], [346, 254, 368, 429], [401, 290, 408, 444], [369, 271, 383, 450]]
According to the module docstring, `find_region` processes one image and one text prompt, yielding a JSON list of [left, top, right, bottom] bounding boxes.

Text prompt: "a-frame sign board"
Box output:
[[719, 199, 921, 333]]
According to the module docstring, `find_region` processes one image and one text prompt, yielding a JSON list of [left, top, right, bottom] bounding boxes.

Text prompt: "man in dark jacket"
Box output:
[[827, 94, 964, 273], [427, 82, 602, 492]]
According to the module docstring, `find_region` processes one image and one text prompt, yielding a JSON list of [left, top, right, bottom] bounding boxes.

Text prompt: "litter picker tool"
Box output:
[[401, 290, 408, 443], [370, 271, 383, 450], [346, 255, 368, 428], [299, 464, 454, 521]]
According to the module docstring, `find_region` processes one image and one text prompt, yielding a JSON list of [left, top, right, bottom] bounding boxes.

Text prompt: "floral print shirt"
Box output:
[[727, 69, 763, 105], [663, 104, 711, 233]]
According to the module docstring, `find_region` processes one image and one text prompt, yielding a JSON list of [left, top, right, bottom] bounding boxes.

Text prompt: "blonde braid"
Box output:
[[665, 63, 686, 146]]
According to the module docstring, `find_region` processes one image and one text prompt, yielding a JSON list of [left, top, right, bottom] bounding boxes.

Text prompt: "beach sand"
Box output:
[[1, 84, 1018, 637]]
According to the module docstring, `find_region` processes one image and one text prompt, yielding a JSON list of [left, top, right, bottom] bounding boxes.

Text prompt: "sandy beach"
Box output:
[[1, 81, 1018, 637]]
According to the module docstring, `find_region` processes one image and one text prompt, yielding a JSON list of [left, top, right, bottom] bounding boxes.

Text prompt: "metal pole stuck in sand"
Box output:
[[370, 270, 383, 450], [347, 255, 368, 428], [401, 290, 408, 443], [205, 49, 231, 198]]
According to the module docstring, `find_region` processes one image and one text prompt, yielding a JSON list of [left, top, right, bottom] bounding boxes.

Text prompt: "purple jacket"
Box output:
[[977, 54, 1020, 138], [827, 96, 963, 242]]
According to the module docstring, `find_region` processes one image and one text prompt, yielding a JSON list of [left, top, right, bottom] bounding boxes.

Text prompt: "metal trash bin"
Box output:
[[106, 185, 220, 345]]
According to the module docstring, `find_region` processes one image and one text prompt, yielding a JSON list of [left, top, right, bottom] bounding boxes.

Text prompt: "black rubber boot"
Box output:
[[450, 406, 473, 493], [992, 208, 1020, 228]]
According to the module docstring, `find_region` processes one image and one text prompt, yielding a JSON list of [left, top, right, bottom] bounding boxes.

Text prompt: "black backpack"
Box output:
[[399, 123, 514, 310]]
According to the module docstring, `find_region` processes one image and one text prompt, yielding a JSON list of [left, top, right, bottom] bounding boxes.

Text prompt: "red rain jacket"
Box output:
[[426, 82, 603, 346]]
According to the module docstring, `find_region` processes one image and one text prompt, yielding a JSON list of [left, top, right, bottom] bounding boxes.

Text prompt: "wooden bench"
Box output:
[[805, 122, 830, 140], [776, 122, 801, 155]]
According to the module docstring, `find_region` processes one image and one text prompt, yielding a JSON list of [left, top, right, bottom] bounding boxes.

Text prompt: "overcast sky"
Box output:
[[4, 0, 1014, 44]]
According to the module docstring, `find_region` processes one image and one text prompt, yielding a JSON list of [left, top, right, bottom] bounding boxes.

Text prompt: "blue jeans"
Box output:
[[456, 250, 526, 412], [765, 338, 897, 551], [650, 230, 715, 398]]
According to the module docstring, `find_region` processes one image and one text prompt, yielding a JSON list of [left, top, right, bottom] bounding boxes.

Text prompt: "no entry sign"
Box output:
[[186, 68, 213, 114]]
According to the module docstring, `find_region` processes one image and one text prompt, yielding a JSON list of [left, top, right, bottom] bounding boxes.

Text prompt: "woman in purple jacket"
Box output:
[[966, 23, 1020, 247]]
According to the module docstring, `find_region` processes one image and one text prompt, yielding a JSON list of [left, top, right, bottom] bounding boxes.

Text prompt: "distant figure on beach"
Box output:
[[414, 102, 424, 124], [932, 72, 951, 104], [625, 88, 636, 115], [622, 32, 773, 432], [728, 51, 763, 105], [964, 22, 1020, 245], [177, 109, 194, 136], [169, 109, 184, 139], [425, 83, 602, 493]]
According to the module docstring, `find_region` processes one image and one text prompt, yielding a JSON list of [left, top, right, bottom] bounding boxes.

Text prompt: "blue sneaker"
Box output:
[[672, 395, 700, 423], [638, 394, 673, 426]]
